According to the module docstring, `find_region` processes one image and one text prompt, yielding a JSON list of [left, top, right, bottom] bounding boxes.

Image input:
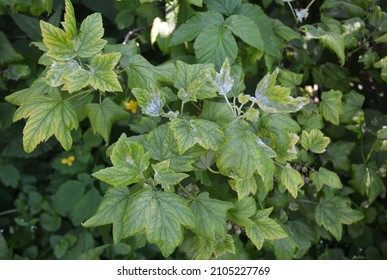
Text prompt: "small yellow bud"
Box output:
[[124, 100, 138, 114], [61, 158, 68, 165], [68, 155, 75, 162]]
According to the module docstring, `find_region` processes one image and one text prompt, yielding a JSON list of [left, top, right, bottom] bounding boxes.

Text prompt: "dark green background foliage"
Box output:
[[0, 0, 386, 260]]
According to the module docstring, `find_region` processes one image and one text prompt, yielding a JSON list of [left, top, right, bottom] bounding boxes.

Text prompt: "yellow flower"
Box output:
[[60, 155, 75, 166], [124, 100, 138, 114]]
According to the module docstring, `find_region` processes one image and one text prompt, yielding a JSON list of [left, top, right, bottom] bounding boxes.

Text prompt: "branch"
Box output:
[[122, 24, 152, 44]]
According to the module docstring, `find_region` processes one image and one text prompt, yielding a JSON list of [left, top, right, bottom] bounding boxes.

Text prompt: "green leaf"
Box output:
[[76, 13, 107, 58], [174, 61, 217, 102], [245, 208, 287, 250], [340, 90, 365, 124], [0, 31, 24, 65], [194, 24, 238, 69], [92, 137, 151, 186], [297, 103, 324, 132], [349, 163, 385, 204], [261, 112, 301, 133], [266, 225, 297, 260], [212, 234, 235, 257], [190, 192, 233, 240], [123, 54, 157, 89], [216, 120, 276, 180], [228, 197, 256, 227], [199, 101, 235, 127], [51, 180, 86, 216], [196, 237, 213, 260], [302, 25, 345, 65], [301, 129, 330, 153], [319, 90, 343, 125], [225, 15, 264, 51], [0, 234, 8, 259], [309, 167, 343, 191], [85, 98, 129, 143], [375, 33, 387, 43], [315, 196, 364, 240], [254, 69, 309, 113], [204, 0, 241, 16], [69, 187, 101, 226], [327, 141, 355, 171], [122, 189, 195, 257], [280, 164, 304, 198], [132, 85, 165, 117], [170, 11, 224, 46], [0, 164, 20, 188], [170, 118, 224, 154], [152, 160, 189, 191], [13, 92, 78, 152], [83, 187, 132, 243]]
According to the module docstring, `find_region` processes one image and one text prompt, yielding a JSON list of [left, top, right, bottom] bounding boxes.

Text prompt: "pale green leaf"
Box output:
[[152, 160, 189, 191], [83, 187, 130, 243], [225, 15, 264, 51], [297, 103, 324, 132], [315, 196, 364, 240], [229, 175, 258, 200], [76, 13, 107, 58], [88, 53, 122, 92], [199, 101, 235, 127], [122, 189, 195, 256], [62, 0, 77, 39], [266, 225, 297, 260], [170, 11, 224, 46], [123, 54, 157, 89], [92, 138, 151, 186], [310, 167, 343, 191], [212, 234, 235, 257], [190, 192, 233, 240], [216, 120, 276, 180], [301, 129, 330, 153], [170, 118, 224, 154], [340, 91, 365, 124], [194, 24, 238, 69], [228, 197, 256, 227], [44, 59, 82, 87], [254, 69, 309, 113], [144, 124, 203, 172], [13, 92, 78, 152], [132, 85, 165, 117], [174, 61, 217, 102], [195, 237, 213, 260], [261, 112, 301, 133], [40, 20, 75, 59], [85, 98, 129, 143], [245, 208, 287, 250], [319, 90, 343, 125], [349, 163, 385, 204], [280, 164, 304, 198]]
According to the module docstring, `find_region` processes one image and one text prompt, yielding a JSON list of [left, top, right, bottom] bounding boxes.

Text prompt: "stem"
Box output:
[[123, 25, 151, 44], [180, 101, 185, 114], [178, 183, 196, 200], [0, 209, 18, 216], [360, 136, 366, 164], [287, 2, 298, 23], [296, 199, 318, 205], [224, 95, 237, 117], [365, 140, 378, 163], [306, 0, 316, 9]]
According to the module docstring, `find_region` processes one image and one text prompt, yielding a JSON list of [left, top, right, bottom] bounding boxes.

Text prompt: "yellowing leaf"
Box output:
[[319, 90, 343, 125], [88, 53, 122, 92], [280, 164, 304, 198], [152, 160, 189, 191], [13, 92, 78, 152], [310, 167, 343, 191], [301, 129, 330, 153]]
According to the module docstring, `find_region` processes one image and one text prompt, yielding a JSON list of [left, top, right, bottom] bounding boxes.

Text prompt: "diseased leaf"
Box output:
[[301, 129, 330, 153], [174, 61, 217, 102], [229, 175, 258, 200], [132, 85, 165, 117], [245, 208, 287, 250], [122, 189, 195, 256], [280, 164, 304, 198], [310, 167, 343, 191], [190, 192, 233, 240], [170, 118, 224, 154], [85, 98, 129, 143], [13, 92, 78, 152], [216, 120, 276, 180], [228, 197, 256, 227], [152, 160, 189, 191], [315, 196, 363, 240], [319, 90, 343, 125], [254, 69, 309, 113], [92, 137, 151, 186], [194, 24, 238, 69], [88, 53, 122, 92]]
